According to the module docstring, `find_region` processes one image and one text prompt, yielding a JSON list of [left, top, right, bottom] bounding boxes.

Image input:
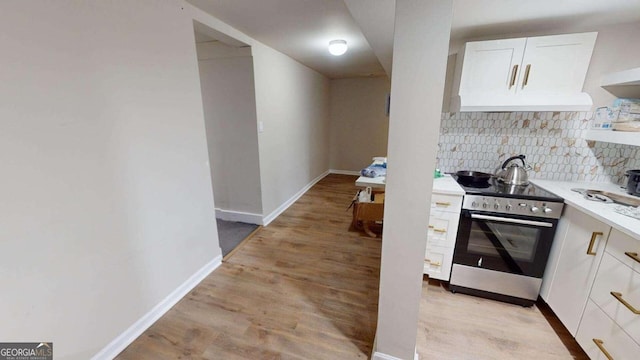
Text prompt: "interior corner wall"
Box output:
[[196, 44, 263, 217], [329, 76, 391, 172], [0, 1, 220, 358], [252, 43, 331, 217]]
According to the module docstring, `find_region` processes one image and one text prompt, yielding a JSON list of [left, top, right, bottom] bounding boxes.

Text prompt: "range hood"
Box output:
[[451, 92, 594, 112]]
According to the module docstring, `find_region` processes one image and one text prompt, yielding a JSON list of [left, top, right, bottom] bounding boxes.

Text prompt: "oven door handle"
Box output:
[[471, 214, 554, 228]]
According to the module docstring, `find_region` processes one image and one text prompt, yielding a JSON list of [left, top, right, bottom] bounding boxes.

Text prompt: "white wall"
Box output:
[[252, 44, 331, 218], [373, 0, 452, 359], [329, 76, 391, 172], [189, 4, 331, 223], [445, 21, 640, 111], [0, 1, 220, 359], [197, 42, 263, 218], [582, 21, 640, 107]]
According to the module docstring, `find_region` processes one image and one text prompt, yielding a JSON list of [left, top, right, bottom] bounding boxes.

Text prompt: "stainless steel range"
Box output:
[[449, 177, 564, 307]]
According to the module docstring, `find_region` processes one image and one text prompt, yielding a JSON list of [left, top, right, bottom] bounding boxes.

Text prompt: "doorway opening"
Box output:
[[193, 21, 263, 258]]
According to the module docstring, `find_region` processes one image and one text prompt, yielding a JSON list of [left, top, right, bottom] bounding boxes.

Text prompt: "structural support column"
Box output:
[[373, 1, 452, 359]]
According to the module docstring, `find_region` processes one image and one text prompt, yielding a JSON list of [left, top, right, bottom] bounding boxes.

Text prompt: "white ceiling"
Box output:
[[189, 0, 385, 78], [451, 0, 640, 40], [189, 0, 640, 79]]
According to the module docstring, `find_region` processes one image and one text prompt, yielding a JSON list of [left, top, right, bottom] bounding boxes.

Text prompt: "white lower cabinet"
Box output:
[[575, 228, 640, 359], [531, 189, 640, 358], [424, 193, 462, 281], [541, 205, 611, 336], [589, 251, 640, 344], [576, 300, 640, 359]]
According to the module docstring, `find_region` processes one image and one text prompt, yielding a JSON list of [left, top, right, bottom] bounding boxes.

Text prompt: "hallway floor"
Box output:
[[116, 174, 381, 359]]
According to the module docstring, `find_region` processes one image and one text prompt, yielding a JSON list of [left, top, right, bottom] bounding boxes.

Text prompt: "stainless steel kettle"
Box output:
[[496, 154, 530, 185]]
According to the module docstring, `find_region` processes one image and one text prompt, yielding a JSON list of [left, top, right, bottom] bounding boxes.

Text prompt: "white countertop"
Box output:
[[355, 176, 385, 189], [356, 174, 465, 196], [531, 179, 640, 240], [354, 175, 639, 237]]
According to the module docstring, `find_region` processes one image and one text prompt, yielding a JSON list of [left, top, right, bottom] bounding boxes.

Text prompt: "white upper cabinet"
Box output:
[[452, 32, 598, 112], [518, 33, 597, 96], [458, 38, 526, 98]]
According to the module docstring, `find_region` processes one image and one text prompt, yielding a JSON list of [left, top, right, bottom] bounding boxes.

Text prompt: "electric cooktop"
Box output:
[[454, 176, 564, 203]]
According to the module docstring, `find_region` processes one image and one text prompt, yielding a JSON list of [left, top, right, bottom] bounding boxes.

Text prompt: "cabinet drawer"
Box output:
[[590, 252, 640, 344], [427, 212, 459, 247], [606, 228, 640, 273], [424, 244, 454, 281], [576, 300, 640, 359], [431, 193, 462, 213]]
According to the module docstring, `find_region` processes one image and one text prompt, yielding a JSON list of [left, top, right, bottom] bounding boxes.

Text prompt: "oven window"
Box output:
[[468, 221, 540, 263], [455, 210, 557, 277]]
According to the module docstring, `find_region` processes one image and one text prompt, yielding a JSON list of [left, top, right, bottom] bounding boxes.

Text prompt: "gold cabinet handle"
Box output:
[[586, 232, 603, 255], [425, 259, 441, 266], [625, 252, 640, 264], [592, 339, 614, 360], [435, 201, 451, 206], [522, 64, 531, 88], [509, 64, 519, 89], [611, 291, 640, 314], [428, 225, 447, 233]]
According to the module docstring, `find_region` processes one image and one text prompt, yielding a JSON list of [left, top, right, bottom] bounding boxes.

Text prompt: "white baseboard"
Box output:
[[215, 208, 262, 225], [329, 169, 361, 176], [262, 170, 329, 226], [91, 255, 223, 360], [371, 348, 418, 360], [372, 352, 404, 360]]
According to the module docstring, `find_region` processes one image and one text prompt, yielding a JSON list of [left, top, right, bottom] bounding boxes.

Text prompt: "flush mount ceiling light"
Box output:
[[328, 39, 348, 56]]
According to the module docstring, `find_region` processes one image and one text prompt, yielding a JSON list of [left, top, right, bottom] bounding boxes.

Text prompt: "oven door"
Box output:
[[453, 209, 558, 278]]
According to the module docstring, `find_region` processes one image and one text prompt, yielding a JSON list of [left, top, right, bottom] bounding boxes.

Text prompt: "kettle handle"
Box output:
[[501, 154, 526, 169]]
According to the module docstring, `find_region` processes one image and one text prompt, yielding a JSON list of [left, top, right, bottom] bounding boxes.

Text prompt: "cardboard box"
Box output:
[[352, 191, 384, 237]]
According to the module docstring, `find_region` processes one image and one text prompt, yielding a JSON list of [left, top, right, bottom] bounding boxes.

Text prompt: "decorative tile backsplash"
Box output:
[[436, 112, 640, 184]]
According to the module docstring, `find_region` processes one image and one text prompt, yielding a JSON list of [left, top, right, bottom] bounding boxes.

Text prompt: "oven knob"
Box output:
[[482, 202, 488, 209], [530, 206, 540, 213], [505, 204, 512, 211], [471, 201, 477, 208], [494, 204, 499, 210], [543, 207, 553, 214]]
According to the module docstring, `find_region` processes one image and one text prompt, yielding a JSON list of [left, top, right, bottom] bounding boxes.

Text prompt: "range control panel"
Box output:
[[462, 195, 564, 219]]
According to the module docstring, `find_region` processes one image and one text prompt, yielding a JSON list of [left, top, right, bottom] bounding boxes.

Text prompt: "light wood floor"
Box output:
[[416, 279, 588, 360], [116, 174, 586, 360], [116, 174, 381, 359]]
